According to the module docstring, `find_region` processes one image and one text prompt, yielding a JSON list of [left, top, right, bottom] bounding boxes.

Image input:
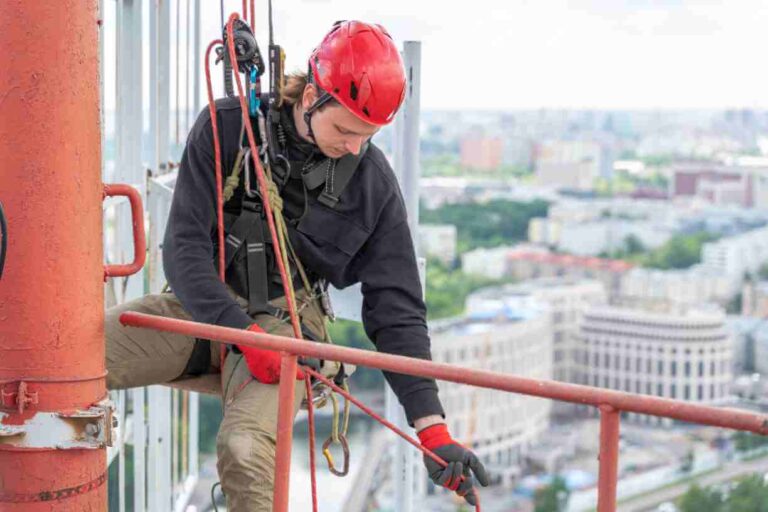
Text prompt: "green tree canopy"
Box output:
[[421, 199, 549, 254], [679, 484, 724, 512], [679, 474, 768, 512], [534, 476, 570, 512]]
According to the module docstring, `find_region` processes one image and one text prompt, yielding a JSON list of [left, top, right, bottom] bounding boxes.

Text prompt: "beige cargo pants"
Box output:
[[105, 288, 335, 512]]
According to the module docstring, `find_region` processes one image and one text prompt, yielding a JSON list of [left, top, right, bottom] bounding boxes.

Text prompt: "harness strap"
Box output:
[[223, 199, 286, 319], [301, 141, 369, 209], [302, 159, 333, 190]]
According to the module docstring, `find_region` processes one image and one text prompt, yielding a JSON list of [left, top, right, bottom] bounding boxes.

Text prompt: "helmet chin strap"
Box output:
[[302, 90, 333, 143]]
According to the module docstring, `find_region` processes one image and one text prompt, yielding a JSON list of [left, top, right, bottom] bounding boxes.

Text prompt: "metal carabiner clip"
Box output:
[[321, 433, 350, 477]]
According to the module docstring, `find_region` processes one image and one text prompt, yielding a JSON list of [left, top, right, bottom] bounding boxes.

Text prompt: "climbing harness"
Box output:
[[206, 0, 357, 482], [199, 6, 482, 511]]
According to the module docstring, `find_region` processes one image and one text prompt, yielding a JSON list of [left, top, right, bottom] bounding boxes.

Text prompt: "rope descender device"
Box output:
[[217, 18, 265, 98]]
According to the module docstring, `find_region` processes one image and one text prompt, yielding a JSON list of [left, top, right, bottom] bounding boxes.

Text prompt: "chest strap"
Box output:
[[299, 142, 369, 209]]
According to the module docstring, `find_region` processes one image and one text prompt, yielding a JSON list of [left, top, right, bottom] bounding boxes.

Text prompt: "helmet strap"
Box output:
[[302, 88, 334, 143]]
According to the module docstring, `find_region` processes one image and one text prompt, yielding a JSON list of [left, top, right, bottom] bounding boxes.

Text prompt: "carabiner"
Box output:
[[322, 433, 350, 477]]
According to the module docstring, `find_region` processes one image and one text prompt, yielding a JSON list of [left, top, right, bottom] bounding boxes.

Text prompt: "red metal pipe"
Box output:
[[274, 353, 298, 512], [0, 1, 107, 509], [304, 377, 319, 512], [222, 16, 305, 510], [103, 184, 146, 279], [597, 406, 620, 512], [120, 312, 768, 435]]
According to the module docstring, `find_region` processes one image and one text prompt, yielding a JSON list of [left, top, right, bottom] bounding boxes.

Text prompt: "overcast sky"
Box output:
[[103, 0, 768, 111]]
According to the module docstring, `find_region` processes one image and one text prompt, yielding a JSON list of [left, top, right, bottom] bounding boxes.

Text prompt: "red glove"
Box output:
[[236, 324, 306, 384], [417, 423, 489, 506]]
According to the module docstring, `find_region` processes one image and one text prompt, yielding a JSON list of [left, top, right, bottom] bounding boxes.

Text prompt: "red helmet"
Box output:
[[309, 21, 406, 126]]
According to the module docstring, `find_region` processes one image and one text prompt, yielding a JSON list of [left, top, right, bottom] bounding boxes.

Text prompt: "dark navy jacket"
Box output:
[[163, 98, 444, 423]]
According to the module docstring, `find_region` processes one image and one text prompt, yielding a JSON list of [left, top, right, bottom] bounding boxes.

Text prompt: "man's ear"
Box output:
[[302, 84, 318, 110]]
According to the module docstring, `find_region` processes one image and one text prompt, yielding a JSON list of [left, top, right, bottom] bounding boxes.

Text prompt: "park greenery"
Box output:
[[602, 232, 717, 270], [421, 199, 550, 254], [534, 476, 570, 512], [733, 432, 768, 452], [679, 474, 768, 512], [421, 154, 533, 180], [424, 259, 509, 319]]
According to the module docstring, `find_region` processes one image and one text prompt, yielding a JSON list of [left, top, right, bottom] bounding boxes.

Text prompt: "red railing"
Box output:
[[120, 311, 768, 512]]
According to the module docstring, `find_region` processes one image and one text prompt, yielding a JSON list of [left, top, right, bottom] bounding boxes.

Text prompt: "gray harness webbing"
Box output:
[[224, 199, 286, 320], [225, 111, 368, 320], [296, 141, 369, 209]]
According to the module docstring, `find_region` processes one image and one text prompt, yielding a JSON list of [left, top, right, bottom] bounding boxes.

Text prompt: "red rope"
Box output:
[[221, 16, 315, 510], [302, 367, 482, 512], [305, 378, 319, 511], [205, 14, 470, 511], [203, 39, 228, 389], [202, 39, 226, 283], [223, 14, 302, 340]]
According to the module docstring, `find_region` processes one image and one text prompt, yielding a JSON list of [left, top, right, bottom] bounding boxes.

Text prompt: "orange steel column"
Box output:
[[0, 1, 107, 510], [597, 405, 621, 512]]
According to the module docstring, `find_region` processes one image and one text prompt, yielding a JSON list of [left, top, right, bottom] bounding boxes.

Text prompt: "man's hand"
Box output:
[[237, 324, 309, 384], [417, 423, 490, 506]]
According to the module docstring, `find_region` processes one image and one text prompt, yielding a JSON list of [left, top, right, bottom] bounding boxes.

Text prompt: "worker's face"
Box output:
[[302, 85, 379, 158]]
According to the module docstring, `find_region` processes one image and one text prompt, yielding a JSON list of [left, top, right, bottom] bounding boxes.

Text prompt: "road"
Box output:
[[618, 455, 768, 512]]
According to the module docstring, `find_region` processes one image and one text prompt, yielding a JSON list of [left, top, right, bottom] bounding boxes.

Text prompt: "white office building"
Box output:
[[429, 304, 552, 480], [701, 225, 768, 278], [578, 305, 732, 425], [620, 267, 738, 307], [417, 224, 457, 265], [467, 278, 607, 386]]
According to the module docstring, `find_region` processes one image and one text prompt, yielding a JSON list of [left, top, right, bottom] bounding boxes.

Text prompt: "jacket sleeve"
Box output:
[[162, 111, 254, 330], [353, 192, 445, 426]]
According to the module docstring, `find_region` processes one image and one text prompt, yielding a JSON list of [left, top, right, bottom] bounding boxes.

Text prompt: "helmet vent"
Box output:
[[349, 81, 358, 101]]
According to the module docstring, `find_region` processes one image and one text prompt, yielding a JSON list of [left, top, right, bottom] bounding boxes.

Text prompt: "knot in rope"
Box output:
[[267, 180, 283, 212], [223, 173, 242, 201]]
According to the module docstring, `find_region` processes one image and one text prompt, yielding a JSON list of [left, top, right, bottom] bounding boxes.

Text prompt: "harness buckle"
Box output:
[[241, 199, 263, 214]]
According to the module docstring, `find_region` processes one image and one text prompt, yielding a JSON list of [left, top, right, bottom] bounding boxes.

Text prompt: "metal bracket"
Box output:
[[58, 400, 117, 448], [0, 399, 116, 451], [0, 381, 39, 414]]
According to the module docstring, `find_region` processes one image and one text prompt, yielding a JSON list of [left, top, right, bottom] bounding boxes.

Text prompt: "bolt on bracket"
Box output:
[[0, 399, 115, 451]]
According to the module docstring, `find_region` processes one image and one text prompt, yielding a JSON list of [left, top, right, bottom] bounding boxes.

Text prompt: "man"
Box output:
[[105, 20, 488, 511]]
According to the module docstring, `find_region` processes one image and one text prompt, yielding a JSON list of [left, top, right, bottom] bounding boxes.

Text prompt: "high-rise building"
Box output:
[[701, 225, 768, 278], [672, 162, 768, 208], [534, 140, 612, 191], [467, 278, 607, 386], [577, 305, 732, 425], [429, 304, 552, 481], [620, 268, 738, 307], [460, 135, 504, 171]]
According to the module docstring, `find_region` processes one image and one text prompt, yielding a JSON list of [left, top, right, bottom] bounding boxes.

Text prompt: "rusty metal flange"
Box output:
[[0, 399, 115, 450]]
